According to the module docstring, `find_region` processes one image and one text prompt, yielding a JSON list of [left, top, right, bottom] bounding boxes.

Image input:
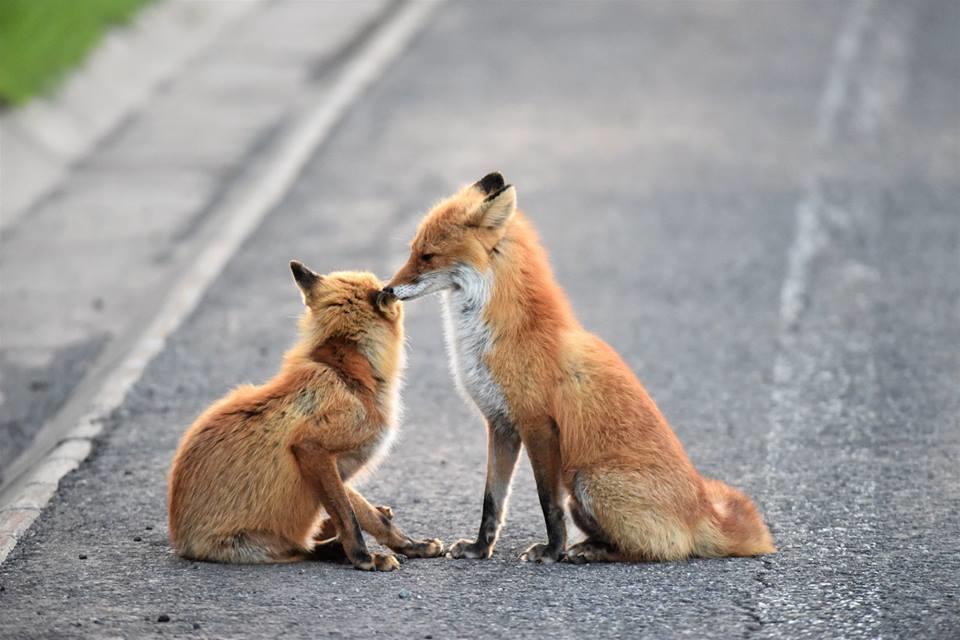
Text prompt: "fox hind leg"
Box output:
[[565, 539, 625, 564], [197, 531, 307, 564], [576, 469, 700, 562], [565, 474, 626, 564], [568, 479, 608, 542]]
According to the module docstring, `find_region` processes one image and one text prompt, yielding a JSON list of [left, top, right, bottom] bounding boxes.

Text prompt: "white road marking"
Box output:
[[766, 0, 875, 479], [777, 0, 874, 336], [762, 0, 914, 630], [0, 0, 443, 565]]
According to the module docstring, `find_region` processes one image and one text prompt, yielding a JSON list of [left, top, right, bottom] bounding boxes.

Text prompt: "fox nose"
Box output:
[[381, 286, 395, 296]]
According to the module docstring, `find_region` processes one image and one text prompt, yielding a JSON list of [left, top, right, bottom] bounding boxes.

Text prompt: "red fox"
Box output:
[[384, 172, 775, 563], [168, 262, 444, 569]]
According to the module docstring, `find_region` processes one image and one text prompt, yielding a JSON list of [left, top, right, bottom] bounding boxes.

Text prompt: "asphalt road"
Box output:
[[1, 1, 958, 638]]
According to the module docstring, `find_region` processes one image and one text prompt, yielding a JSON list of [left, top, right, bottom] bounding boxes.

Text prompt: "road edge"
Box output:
[[0, 0, 442, 566]]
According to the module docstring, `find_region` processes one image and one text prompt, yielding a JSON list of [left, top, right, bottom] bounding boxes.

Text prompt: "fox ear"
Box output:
[[473, 171, 505, 196], [472, 184, 516, 230], [290, 260, 322, 302], [375, 290, 401, 319]]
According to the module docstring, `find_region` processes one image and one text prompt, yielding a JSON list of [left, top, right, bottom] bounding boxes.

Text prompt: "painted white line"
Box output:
[[765, 0, 874, 447], [758, 2, 919, 629], [0, 0, 442, 566], [777, 0, 875, 336]]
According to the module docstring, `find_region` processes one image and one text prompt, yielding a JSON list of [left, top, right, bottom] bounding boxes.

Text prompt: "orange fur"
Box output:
[[386, 173, 774, 562], [167, 264, 443, 569]]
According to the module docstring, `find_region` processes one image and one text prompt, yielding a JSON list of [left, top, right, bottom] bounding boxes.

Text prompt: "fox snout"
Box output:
[[381, 283, 413, 301], [384, 264, 422, 300], [383, 273, 449, 301]]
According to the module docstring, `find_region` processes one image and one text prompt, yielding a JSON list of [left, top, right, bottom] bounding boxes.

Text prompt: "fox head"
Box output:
[[384, 171, 516, 300], [290, 261, 403, 344]]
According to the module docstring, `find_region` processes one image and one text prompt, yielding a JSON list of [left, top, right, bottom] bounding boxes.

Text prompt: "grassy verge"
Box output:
[[0, 0, 153, 106]]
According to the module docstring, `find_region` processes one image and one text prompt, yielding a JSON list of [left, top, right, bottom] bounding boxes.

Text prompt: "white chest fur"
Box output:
[[440, 266, 511, 422]]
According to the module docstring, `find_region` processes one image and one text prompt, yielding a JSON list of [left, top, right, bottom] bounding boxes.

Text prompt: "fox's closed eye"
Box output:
[[420, 253, 435, 262]]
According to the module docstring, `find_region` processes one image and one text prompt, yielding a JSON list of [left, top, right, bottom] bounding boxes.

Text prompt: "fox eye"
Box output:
[[420, 252, 435, 263]]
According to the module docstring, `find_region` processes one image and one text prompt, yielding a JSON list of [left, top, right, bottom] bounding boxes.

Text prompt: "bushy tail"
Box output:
[[699, 478, 776, 557]]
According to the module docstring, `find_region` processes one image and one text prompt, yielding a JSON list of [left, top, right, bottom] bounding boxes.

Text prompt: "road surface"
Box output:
[[1, 1, 958, 638]]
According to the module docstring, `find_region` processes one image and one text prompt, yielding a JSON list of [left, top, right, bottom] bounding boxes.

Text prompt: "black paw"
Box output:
[[446, 539, 492, 559], [519, 542, 563, 564]]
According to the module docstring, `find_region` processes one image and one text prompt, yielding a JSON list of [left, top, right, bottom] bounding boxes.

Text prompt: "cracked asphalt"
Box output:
[[1, 1, 958, 638]]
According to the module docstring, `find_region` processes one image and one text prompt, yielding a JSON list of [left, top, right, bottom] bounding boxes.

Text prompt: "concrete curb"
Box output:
[[0, 439, 90, 559], [0, 0, 443, 567], [0, 0, 265, 231]]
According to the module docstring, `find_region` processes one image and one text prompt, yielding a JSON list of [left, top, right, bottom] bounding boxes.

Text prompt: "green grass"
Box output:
[[0, 0, 153, 106]]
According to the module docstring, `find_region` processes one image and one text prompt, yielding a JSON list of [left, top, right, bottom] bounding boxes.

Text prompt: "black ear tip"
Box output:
[[290, 260, 319, 287], [290, 260, 309, 278], [475, 171, 506, 195], [484, 183, 514, 202]]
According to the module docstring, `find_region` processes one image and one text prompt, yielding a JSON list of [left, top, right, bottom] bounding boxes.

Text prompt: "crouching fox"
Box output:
[[168, 262, 444, 570], [384, 172, 775, 563]]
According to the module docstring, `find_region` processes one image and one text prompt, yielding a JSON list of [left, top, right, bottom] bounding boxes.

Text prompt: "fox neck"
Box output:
[[440, 213, 576, 419], [467, 212, 578, 338], [288, 332, 403, 420]]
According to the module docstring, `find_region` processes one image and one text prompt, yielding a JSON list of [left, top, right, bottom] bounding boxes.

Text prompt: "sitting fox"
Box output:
[[168, 262, 443, 570], [383, 172, 775, 563]]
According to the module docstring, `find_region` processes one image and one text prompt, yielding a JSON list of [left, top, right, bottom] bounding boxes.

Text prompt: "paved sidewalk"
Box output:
[[0, 0, 264, 230], [0, 0, 392, 491]]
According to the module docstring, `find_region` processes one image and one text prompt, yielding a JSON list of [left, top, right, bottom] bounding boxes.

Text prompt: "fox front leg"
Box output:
[[346, 486, 444, 559], [294, 441, 399, 571], [519, 421, 567, 564], [447, 418, 521, 559]]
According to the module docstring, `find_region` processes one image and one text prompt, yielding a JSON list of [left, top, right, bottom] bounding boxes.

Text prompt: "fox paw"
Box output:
[[446, 539, 492, 560], [401, 538, 445, 558], [309, 537, 350, 563], [353, 552, 400, 572], [564, 540, 617, 564], [519, 542, 563, 564]]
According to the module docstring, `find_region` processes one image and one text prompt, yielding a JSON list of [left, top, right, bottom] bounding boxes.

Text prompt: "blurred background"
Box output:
[[0, 1, 957, 637]]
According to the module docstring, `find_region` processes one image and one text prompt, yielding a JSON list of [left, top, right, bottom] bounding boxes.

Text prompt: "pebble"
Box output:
[[398, 589, 413, 600], [157, 614, 170, 623], [193, 623, 201, 630], [145, 525, 153, 531], [78, 554, 87, 560], [133, 536, 142, 542]]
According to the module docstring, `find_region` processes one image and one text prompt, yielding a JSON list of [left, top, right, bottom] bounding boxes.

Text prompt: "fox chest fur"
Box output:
[[440, 268, 512, 426], [308, 340, 403, 481], [335, 418, 397, 481]]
